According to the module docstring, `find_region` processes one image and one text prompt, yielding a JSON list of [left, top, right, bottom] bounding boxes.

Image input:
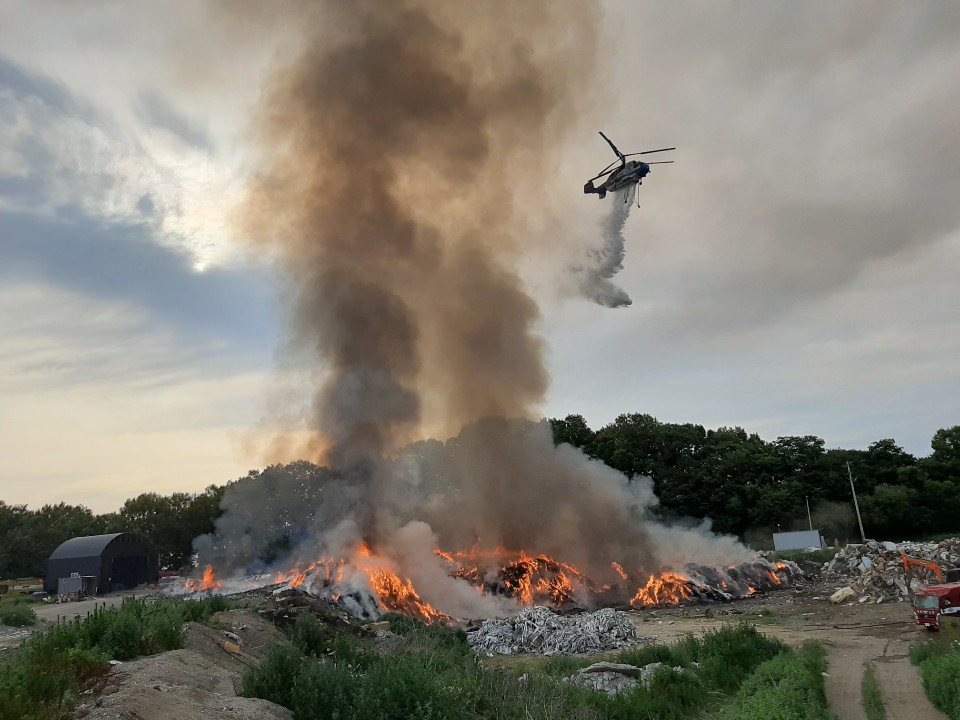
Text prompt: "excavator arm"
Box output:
[[902, 551, 945, 587]]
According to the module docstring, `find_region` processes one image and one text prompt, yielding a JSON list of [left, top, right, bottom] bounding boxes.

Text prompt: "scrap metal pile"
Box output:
[[824, 538, 960, 604], [467, 606, 655, 656], [567, 661, 687, 698]]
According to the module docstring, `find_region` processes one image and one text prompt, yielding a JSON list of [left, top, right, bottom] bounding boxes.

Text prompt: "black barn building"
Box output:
[[46, 532, 159, 595]]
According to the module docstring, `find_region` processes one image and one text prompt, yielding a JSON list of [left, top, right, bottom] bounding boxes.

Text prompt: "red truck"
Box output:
[[913, 583, 960, 630], [902, 552, 960, 630]]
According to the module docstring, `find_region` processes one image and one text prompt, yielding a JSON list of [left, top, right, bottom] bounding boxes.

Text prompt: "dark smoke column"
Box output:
[[242, 3, 597, 490]]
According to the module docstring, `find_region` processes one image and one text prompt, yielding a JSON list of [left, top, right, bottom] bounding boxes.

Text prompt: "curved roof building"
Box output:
[[46, 532, 159, 594]]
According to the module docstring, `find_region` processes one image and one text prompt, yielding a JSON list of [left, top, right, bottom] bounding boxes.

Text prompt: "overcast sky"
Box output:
[[2, 2, 959, 512]]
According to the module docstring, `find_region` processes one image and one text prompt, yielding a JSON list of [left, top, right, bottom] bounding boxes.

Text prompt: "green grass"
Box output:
[[0, 596, 232, 720], [915, 531, 960, 543], [719, 643, 834, 720], [0, 598, 37, 627], [773, 548, 838, 565], [862, 662, 886, 720], [241, 617, 793, 720], [912, 639, 960, 720]]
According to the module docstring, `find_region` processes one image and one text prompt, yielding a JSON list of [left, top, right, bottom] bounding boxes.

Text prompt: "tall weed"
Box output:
[[720, 643, 832, 720], [0, 596, 230, 720], [0, 599, 37, 627], [242, 616, 791, 720], [913, 640, 960, 720]]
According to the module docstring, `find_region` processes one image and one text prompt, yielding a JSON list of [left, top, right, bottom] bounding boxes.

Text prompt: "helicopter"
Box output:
[[583, 132, 674, 201]]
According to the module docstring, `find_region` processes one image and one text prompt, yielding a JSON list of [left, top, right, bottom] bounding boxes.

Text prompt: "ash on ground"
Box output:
[[467, 607, 655, 656]]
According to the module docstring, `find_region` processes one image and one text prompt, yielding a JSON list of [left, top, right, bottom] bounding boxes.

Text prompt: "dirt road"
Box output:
[[0, 591, 144, 652], [635, 592, 947, 720]]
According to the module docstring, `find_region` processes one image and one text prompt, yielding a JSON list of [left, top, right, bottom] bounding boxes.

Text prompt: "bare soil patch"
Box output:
[[624, 579, 948, 720], [71, 609, 291, 720]]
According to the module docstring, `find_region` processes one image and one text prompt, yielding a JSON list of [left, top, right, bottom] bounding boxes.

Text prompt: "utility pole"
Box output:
[[847, 462, 866, 542], [806, 496, 813, 531]]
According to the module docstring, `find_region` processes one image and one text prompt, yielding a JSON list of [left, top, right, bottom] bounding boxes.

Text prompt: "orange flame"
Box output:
[[631, 571, 696, 607], [367, 568, 446, 624], [185, 564, 223, 593], [185, 543, 795, 623], [611, 562, 628, 580]]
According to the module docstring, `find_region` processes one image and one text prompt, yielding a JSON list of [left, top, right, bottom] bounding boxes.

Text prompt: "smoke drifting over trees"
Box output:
[[197, 1, 765, 609]]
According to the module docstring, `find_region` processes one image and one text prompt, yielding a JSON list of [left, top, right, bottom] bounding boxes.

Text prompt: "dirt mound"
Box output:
[[73, 610, 291, 720]]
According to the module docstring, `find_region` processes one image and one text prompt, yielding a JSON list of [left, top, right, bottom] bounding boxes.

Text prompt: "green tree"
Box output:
[[548, 414, 596, 451], [924, 426, 960, 482], [859, 483, 921, 538]]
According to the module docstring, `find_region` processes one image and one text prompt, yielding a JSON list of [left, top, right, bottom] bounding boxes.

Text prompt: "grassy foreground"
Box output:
[[0, 596, 230, 720], [912, 639, 960, 720], [241, 616, 833, 720]]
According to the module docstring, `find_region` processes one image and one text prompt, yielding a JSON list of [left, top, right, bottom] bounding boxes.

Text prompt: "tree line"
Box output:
[[0, 486, 225, 579], [2, 419, 958, 579], [550, 414, 960, 544]]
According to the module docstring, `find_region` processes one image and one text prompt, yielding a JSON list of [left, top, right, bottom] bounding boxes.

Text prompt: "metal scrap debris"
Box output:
[[467, 606, 655, 656]]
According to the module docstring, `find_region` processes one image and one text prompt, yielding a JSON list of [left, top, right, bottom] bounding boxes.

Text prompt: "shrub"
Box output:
[[141, 603, 184, 655], [0, 596, 224, 720], [101, 613, 142, 661], [243, 615, 800, 720], [240, 644, 306, 710], [352, 656, 467, 720], [913, 642, 960, 720], [289, 658, 358, 720], [0, 601, 37, 627], [720, 643, 832, 720], [774, 548, 838, 564], [599, 665, 711, 720], [381, 612, 424, 636], [289, 613, 336, 657]]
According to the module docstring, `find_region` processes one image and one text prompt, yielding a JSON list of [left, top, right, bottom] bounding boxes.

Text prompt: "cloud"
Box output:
[[136, 89, 214, 151], [0, 208, 278, 356], [0, 53, 243, 268], [0, 278, 272, 512]]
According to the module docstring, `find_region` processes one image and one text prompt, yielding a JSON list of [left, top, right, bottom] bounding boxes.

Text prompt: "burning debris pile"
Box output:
[[468, 607, 653, 656], [183, 547, 801, 625], [825, 539, 960, 603], [189, 1, 806, 626]]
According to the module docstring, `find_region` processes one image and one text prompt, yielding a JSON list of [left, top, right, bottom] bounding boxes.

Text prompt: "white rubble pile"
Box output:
[[566, 661, 686, 697], [467, 607, 655, 656], [823, 538, 960, 604]]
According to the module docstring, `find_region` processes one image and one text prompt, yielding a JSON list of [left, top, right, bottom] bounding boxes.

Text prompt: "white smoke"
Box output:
[[572, 185, 635, 308]]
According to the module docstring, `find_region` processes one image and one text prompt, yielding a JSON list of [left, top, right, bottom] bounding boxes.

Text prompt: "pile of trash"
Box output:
[[566, 661, 686, 697], [467, 607, 655, 656], [824, 538, 960, 604]]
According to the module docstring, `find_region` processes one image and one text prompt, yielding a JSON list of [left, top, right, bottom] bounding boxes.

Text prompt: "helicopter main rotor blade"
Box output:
[[598, 131, 625, 161], [587, 161, 621, 182], [638, 147, 676, 155], [646, 161, 674, 165]]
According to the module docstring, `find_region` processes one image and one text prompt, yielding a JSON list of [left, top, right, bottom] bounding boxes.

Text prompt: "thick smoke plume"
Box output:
[[198, 0, 760, 616], [572, 186, 635, 308]]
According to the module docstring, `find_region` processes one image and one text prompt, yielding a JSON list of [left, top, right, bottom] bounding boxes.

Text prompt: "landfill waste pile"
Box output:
[[566, 661, 686, 697], [823, 538, 960, 604], [467, 606, 655, 656]]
